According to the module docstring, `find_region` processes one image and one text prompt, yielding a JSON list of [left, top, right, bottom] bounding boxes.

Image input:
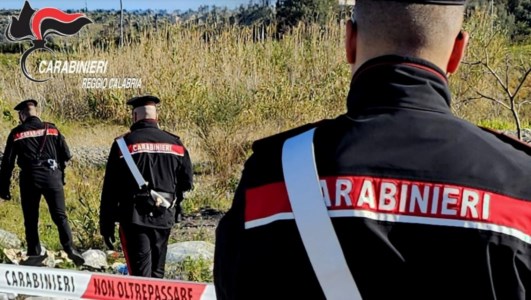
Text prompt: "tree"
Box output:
[[452, 5, 531, 139], [467, 0, 531, 40], [234, 3, 275, 26], [276, 0, 338, 35], [510, 0, 531, 40]]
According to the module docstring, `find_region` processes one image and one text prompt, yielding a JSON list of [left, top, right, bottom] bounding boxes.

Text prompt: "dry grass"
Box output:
[[0, 10, 529, 261]]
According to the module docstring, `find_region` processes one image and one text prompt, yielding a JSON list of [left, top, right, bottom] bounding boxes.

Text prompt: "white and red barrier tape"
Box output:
[[0, 264, 216, 300]]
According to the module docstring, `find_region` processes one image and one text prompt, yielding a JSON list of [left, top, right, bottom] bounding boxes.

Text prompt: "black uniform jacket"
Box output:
[[100, 119, 193, 232], [0, 116, 71, 191], [214, 56, 531, 300]]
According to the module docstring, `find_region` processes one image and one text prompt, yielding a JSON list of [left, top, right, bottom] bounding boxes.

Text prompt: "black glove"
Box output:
[[103, 234, 115, 250], [0, 192, 11, 201], [174, 201, 183, 223], [60, 163, 66, 186], [101, 223, 116, 250]]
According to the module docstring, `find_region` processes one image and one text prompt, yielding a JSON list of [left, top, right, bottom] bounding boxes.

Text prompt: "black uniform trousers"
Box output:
[[119, 223, 171, 278], [20, 171, 73, 256]]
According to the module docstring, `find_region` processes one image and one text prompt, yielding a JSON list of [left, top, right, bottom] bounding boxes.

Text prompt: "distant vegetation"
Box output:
[[0, 0, 529, 50]]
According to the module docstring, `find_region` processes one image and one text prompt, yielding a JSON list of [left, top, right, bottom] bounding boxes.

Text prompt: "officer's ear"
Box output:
[[345, 19, 357, 65], [18, 111, 25, 122], [447, 30, 469, 75]]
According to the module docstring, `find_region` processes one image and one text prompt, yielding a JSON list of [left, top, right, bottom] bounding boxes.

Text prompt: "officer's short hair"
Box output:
[[355, 0, 465, 53]]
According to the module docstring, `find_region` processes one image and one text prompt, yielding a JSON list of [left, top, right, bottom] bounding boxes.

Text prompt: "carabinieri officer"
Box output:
[[100, 95, 193, 278]]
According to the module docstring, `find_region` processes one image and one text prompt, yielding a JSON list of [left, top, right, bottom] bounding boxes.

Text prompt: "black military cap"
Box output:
[[126, 95, 161, 108], [14, 99, 38, 111]]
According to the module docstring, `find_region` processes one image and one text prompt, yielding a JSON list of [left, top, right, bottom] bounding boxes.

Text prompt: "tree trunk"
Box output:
[[120, 0, 124, 48], [510, 103, 523, 140]]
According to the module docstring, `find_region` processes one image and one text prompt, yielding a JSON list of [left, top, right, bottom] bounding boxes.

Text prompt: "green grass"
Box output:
[[0, 164, 105, 252], [166, 257, 213, 282], [476, 118, 531, 131]]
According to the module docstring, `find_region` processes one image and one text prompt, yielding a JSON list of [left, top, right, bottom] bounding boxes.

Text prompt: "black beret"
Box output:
[[126, 95, 161, 108], [14, 99, 38, 111], [376, 0, 465, 4]]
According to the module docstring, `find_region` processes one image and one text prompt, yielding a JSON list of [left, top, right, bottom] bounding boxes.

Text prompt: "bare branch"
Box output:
[[461, 60, 483, 66], [459, 96, 483, 104], [513, 67, 531, 99], [475, 91, 511, 110], [484, 32, 495, 50], [483, 62, 513, 98], [504, 55, 509, 91]]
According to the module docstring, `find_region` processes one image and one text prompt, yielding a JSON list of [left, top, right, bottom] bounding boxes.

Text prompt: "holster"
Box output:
[[30, 158, 58, 171], [133, 189, 175, 216]]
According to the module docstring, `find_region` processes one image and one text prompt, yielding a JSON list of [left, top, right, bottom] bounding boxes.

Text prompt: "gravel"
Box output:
[[501, 129, 531, 144], [70, 146, 110, 167]]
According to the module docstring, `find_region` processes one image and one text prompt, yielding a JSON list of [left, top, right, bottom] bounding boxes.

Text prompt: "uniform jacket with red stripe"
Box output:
[[214, 55, 531, 300], [0, 116, 71, 191], [100, 119, 193, 231]]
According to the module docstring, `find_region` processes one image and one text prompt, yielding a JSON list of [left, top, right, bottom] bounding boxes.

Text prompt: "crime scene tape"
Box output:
[[0, 264, 216, 300]]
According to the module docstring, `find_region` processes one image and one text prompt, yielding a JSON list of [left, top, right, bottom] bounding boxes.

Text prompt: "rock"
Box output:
[[82, 249, 108, 270], [43, 250, 56, 268], [501, 129, 531, 144], [0, 229, 22, 249], [165, 241, 215, 263], [70, 147, 109, 167], [3, 249, 20, 264], [164, 242, 215, 280]]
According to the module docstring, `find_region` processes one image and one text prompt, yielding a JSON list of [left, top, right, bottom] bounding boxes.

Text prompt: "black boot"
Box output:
[[21, 252, 48, 266], [65, 248, 85, 266]]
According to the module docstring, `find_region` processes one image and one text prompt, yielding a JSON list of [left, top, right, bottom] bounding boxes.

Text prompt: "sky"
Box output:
[[0, 0, 257, 11]]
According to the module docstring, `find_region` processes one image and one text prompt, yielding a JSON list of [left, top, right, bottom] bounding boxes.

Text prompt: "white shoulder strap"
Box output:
[[116, 137, 148, 189], [282, 128, 362, 300]]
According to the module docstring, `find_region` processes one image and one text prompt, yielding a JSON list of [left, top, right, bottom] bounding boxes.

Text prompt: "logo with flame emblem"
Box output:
[[5, 1, 92, 82]]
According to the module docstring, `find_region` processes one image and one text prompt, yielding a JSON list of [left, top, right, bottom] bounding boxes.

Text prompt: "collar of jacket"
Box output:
[[346, 55, 452, 116], [130, 119, 159, 131], [23, 116, 42, 124]]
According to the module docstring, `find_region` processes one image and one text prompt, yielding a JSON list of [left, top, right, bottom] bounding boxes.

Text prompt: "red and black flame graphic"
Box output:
[[6, 1, 92, 82]]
